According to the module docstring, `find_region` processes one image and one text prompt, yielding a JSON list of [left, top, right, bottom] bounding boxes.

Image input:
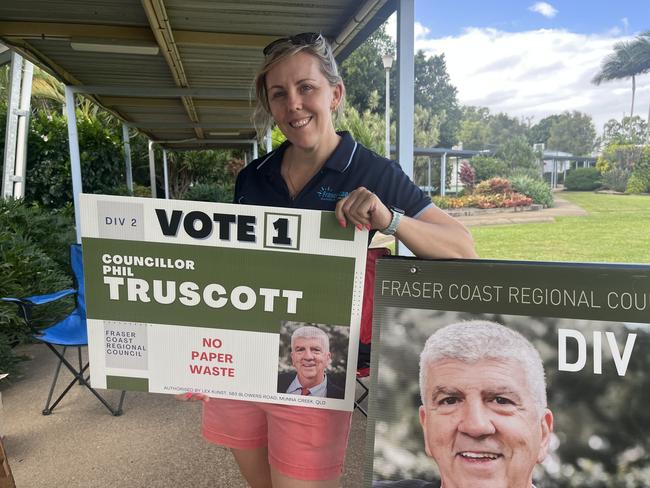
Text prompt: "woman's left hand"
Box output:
[[335, 186, 392, 231]]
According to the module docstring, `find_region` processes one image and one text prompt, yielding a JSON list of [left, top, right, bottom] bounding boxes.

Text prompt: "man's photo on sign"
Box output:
[[277, 322, 347, 399], [369, 308, 650, 488]]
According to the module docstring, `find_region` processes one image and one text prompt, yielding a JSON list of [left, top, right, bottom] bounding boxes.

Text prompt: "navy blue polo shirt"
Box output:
[[234, 132, 432, 223]]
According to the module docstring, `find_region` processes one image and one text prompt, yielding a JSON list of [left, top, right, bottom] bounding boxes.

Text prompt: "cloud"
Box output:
[[385, 14, 430, 42], [414, 22, 430, 40], [529, 2, 558, 19], [473, 55, 522, 75], [413, 27, 642, 132]]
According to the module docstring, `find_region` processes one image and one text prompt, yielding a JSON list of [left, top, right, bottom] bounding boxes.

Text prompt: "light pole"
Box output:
[[382, 52, 394, 159]]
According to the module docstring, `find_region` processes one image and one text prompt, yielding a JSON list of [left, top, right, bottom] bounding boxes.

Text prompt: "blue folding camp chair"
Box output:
[[2, 244, 125, 416]]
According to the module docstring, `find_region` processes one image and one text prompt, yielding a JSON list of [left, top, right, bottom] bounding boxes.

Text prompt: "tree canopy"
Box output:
[[413, 51, 462, 148], [529, 114, 562, 146], [340, 27, 394, 114], [340, 25, 460, 149], [547, 111, 597, 156], [601, 116, 649, 147]]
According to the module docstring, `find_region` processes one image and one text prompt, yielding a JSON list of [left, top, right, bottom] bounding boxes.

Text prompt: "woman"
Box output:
[[186, 33, 476, 488]]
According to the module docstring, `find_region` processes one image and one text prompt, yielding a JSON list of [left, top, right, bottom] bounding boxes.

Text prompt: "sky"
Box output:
[[386, 1, 650, 134]]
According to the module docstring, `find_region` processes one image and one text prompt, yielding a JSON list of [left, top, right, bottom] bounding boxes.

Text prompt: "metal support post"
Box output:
[[162, 149, 170, 199], [427, 157, 432, 197], [253, 140, 259, 160], [384, 66, 391, 158], [13, 59, 33, 198], [148, 141, 157, 198], [3, 53, 33, 199], [552, 160, 557, 189], [64, 86, 83, 244], [265, 127, 273, 154], [122, 124, 133, 194], [440, 152, 447, 196], [396, 0, 415, 256]]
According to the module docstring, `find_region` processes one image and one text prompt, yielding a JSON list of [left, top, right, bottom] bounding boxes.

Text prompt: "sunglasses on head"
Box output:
[[263, 32, 323, 56]]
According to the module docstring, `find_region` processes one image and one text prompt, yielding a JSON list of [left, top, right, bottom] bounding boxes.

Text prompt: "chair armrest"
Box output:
[[1, 289, 76, 332], [22, 288, 77, 305], [2, 288, 76, 307]]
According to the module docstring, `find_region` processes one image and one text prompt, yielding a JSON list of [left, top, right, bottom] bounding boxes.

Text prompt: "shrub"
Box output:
[[510, 175, 554, 207], [564, 167, 601, 191], [0, 199, 75, 375], [601, 168, 631, 193], [431, 196, 453, 209], [596, 144, 644, 173], [458, 161, 476, 192], [110, 183, 152, 198], [625, 173, 649, 194], [432, 192, 532, 210], [469, 156, 509, 182], [474, 177, 513, 195], [508, 167, 543, 180], [184, 183, 234, 203], [495, 135, 537, 171], [25, 110, 125, 209], [502, 193, 533, 207], [630, 146, 650, 193]]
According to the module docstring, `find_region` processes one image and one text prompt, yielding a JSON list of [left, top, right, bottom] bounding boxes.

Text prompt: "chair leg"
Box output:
[[42, 344, 127, 416], [114, 390, 127, 417], [43, 346, 67, 415], [46, 373, 83, 414], [354, 377, 369, 417], [77, 346, 84, 385]]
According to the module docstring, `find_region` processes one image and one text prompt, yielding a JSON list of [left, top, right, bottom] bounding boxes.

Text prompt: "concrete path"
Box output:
[[1, 344, 368, 487]]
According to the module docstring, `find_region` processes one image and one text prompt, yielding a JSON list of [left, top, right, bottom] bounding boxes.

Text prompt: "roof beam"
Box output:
[[0, 21, 272, 49], [1, 39, 133, 123], [0, 49, 11, 66], [173, 31, 274, 49], [0, 21, 155, 42], [159, 139, 256, 145], [70, 85, 250, 98], [141, 0, 203, 138], [100, 97, 251, 109], [331, 0, 388, 56], [127, 122, 253, 129]]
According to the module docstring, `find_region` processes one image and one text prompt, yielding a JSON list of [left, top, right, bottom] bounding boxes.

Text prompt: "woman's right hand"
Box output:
[[176, 392, 210, 402]]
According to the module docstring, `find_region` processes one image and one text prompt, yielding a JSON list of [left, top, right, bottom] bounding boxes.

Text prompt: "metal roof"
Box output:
[[0, 0, 396, 150]]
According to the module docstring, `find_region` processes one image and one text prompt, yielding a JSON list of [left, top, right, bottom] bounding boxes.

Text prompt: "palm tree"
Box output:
[[631, 31, 650, 125], [592, 41, 638, 117]]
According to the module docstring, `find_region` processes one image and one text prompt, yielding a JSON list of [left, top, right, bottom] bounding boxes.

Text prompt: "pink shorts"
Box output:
[[202, 398, 352, 481]]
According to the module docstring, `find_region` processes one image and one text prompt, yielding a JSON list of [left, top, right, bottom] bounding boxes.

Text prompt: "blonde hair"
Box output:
[[252, 34, 345, 139]]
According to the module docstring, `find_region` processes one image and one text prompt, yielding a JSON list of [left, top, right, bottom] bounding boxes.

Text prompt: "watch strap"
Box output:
[[380, 207, 403, 235]]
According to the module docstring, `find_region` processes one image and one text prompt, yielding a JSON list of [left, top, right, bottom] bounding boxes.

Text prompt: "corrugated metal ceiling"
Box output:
[[0, 0, 396, 150]]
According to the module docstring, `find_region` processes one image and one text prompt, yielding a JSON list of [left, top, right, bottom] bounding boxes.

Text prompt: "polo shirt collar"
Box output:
[[324, 131, 357, 172], [254, 131, 357, 174]]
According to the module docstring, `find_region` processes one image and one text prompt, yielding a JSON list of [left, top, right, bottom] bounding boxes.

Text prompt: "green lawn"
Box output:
[[471, 192, 650, 263]]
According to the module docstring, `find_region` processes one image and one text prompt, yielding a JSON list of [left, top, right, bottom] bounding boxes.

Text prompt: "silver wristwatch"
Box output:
[[380, 207, 404, 235]]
